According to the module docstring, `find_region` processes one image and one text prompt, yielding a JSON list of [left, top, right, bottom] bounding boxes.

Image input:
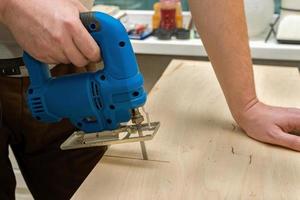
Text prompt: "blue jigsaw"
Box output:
[[22, 12, 159, 158]]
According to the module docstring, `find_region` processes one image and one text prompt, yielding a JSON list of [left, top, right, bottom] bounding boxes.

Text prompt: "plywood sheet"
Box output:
[[72, 60, 300, 200]]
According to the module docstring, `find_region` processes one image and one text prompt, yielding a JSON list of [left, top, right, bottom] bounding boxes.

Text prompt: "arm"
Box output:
[[0, 0, 100, 67], [189, 0, 300, 151]]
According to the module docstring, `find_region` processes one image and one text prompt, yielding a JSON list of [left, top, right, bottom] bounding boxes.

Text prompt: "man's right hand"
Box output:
[[0, 0, 100, 67]]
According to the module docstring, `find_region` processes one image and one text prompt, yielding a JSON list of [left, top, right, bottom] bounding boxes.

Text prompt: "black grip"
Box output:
[[80, 12, 101, 33]]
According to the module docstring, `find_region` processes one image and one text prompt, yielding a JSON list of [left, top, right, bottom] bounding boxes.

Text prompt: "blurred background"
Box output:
[[95, 0, 281, 13]]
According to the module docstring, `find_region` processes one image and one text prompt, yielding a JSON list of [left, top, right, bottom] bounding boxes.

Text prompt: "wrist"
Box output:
[[231, 97, 260, 125]]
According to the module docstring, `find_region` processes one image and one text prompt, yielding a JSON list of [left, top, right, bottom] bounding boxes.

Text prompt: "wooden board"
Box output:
[[72, 60, 300, 200]]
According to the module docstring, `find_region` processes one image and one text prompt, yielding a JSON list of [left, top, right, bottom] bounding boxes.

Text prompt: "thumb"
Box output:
[[272, 127, 300, 151], [281, 112, 300, 136]]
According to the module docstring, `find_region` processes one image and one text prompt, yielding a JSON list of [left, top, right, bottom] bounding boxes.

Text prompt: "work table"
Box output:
[[72, 60, 300, 199]]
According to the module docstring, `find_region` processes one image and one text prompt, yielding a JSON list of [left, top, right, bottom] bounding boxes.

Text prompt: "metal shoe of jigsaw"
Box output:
[[22, 12, 160, 160], [60, 107, 159, 160]]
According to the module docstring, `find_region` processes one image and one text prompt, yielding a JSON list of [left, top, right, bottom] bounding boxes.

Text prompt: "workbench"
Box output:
[[72, 60, 300, 199]]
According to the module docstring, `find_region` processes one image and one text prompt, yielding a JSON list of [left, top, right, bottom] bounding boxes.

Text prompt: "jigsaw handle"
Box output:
[[23, 11, 139, 87], [22, 54, 51, 87]]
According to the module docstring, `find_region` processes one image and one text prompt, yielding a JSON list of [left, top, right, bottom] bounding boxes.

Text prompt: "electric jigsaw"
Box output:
[[22, 12, 160, 160]]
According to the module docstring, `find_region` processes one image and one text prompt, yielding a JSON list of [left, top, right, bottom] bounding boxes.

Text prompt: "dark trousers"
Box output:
[[0, 64, 107, 200]]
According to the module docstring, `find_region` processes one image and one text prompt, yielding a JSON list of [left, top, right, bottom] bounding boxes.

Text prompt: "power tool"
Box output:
[[22, 12, 160, 160]]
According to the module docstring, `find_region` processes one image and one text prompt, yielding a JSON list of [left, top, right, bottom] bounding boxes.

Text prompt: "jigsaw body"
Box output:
[[23, 12, 159, 156]]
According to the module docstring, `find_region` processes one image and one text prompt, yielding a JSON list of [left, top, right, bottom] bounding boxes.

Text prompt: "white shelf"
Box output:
[[124, 10, 300, 61], [131, 36, 300, 61]]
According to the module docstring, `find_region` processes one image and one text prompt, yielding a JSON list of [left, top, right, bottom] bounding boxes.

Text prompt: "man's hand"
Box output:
[[0, 0, 100, 67], [238, 100, 300, 151], [189, 0, 300, 152]]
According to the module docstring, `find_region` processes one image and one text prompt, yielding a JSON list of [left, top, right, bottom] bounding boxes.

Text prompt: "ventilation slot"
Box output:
[[91, 81, 102, 110], [30, 97, 45, 114]]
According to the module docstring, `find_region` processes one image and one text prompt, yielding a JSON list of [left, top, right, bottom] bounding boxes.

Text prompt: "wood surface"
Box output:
[[72, 60, 300, 200]]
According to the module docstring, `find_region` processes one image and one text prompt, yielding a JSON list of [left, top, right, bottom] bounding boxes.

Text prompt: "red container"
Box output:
[[160, 8, 176, 30]]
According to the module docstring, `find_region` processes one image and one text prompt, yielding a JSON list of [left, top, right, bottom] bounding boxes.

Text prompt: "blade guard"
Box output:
[[23, 12, 146, 132]]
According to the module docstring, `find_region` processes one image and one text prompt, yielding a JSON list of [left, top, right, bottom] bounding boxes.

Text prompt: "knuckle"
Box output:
[[52, 32, 64, 45], [266, 130, 278, 141], [63, 18, 76, 31]]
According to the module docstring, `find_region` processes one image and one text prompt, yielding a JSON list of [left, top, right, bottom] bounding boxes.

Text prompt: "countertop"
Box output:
[[72, 60, 300, 199]]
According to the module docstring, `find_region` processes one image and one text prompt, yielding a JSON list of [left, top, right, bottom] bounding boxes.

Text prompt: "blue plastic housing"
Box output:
[[23, 12, 147, 133]]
